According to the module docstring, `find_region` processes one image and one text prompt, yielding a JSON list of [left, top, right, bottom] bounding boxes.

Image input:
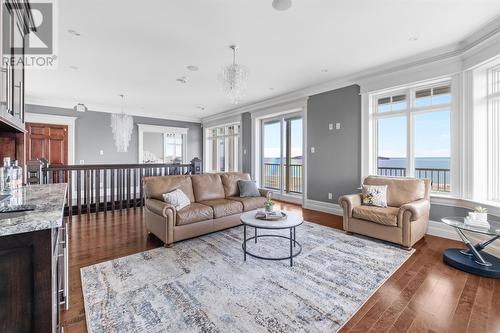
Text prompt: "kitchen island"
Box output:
[[0, 183, 68, 333]]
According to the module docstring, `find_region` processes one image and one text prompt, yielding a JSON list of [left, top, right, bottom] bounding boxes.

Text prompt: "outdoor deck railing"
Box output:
[[42, 163, 196, 217], [377, 167, 451, 192], [263, 163, 303, 194]]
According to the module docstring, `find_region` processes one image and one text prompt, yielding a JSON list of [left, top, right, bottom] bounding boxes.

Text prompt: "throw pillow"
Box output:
[[362, 185, 388, 208], [238, 180, 261, 197], [162, 189, 190, 210]]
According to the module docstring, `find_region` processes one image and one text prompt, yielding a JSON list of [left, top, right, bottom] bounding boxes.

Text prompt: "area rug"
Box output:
[[81, 222, 413, 333]]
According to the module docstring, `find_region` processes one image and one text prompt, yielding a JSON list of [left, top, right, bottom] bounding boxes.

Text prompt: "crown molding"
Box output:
[[203, 17, 500, 123], [25, 97, 202, 124]]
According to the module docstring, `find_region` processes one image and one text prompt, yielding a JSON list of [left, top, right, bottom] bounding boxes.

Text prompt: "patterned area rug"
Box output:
[[81, 222, 413, 333]]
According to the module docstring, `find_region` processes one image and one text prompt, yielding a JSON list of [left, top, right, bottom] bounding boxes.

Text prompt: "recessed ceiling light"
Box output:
[[68, 29, 81, 36], [197, 106, 206, 111], [321, 69, 328, 73], [176, 76, 189, 84], [408, 36, 419, 42], [272, 0, 292, 11], [186, 65, 199, 71], [269, 87, 275, 91], [69, 65, 79, 70]]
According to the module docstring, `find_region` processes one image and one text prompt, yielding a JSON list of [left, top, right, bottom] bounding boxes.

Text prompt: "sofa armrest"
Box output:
[[259, 188, 273, 199], [145, 198, 176, 219], [399, 199, 430, 222], [338, 194, 362, 217]]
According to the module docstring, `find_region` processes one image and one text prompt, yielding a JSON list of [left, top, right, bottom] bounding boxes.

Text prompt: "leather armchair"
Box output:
[[339, 176, 431, 249]]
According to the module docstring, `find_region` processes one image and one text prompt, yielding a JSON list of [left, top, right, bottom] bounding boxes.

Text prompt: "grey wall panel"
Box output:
[[241, 112, 252, 174], [307, 85, 361, 203], [25, 104, 202, 164]]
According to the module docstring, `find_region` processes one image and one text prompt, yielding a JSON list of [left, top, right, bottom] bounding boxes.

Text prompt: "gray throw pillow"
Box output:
[[238, 180, 260, 197]]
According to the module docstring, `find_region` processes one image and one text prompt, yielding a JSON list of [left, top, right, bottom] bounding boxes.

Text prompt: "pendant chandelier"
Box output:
[[219, 45, 248, 105], [111, 94, 133, 152]]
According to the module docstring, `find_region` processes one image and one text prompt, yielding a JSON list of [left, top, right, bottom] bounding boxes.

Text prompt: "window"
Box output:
[[164, 134, 184, 163], [487, 65, 500, 202], [371, 80, 453, 192], [205, 123, 240, 172]]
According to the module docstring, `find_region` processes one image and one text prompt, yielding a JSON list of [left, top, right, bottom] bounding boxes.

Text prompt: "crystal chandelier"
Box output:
[[219, 45, 248, 104], [111, 94, 134, 152]]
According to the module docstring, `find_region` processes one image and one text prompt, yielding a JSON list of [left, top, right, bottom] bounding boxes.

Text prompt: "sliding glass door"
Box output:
[[261, 113, 303, 196]]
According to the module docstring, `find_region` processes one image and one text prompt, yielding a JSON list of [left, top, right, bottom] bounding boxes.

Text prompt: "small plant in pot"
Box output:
[[264, 199, 274, 212], [471, 206, 488, 221]]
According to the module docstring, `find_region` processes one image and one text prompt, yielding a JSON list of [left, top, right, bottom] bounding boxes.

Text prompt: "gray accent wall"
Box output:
[[241, 112, 252, 174], [307, 85, 362, 203], [25, 104, 202, 164]]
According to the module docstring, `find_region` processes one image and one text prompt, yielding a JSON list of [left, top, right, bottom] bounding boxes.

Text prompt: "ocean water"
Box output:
[[378, 157, 450, 169]]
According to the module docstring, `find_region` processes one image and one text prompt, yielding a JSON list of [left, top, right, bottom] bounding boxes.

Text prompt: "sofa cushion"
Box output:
[[228, 196, 267, 212], [352, 205, 399, 227], [191, 174, 225, 202], [238, 180, 261, 197], [220, 172, 251, 197], [364, 176, 425, 207], [144, 175, 195, 202], [176, 203, 214, 226], [199, 199, 243, 218], [162, 189, 190, 210]]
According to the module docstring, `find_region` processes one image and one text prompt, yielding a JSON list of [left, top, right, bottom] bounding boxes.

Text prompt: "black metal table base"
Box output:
[[443, 227, 500, 278], [443, 248, 500, 278], [242, 225, 301, 267]]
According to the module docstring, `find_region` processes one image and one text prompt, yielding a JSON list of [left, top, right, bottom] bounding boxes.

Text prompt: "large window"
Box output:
[[371, 80, 453, 192], [205, 124, 240, 172], [487, 66, 500, 202]]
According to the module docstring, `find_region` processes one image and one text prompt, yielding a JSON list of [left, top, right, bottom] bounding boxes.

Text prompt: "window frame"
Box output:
[[204, 122, 241, 173], [369, 77, 459, 196]]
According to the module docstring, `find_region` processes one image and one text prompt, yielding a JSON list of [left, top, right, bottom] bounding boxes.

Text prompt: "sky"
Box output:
[[263, 118, 303, 158]]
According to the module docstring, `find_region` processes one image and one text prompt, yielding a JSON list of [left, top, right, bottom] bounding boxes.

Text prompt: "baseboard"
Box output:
[[303, 199, 344, 216], [426, 220, 460, 241]]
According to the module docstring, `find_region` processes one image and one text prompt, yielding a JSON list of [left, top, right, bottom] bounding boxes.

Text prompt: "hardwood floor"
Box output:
[[61, 202, 500, 333]]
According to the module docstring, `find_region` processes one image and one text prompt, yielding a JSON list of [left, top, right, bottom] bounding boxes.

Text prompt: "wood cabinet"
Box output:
[[0, 224, 67, 333], [0, 0, 32, 133]]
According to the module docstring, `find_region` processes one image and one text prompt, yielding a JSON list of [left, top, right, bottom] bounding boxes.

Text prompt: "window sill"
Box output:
[[430, 195, 500, 216]]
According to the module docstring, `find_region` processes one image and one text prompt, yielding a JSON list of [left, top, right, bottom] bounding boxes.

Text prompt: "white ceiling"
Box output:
[[25, 0, 500, 122]]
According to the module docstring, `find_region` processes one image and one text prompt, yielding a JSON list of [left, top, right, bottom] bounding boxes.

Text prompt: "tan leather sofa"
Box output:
[[143, 172, 270, 247], [339, 176, 431, 249]]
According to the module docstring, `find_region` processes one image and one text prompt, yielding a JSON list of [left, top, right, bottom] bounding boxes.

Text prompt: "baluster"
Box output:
[[437, 171, 440, 192], [127, 168, 131, 209], [85, 170, 91, 214], [95, 169, 100, 214], [103, 169, 107, 213], [133, 168, 137, 208], [77, 170, 82, 215], [111, 169, 115, 211], [68, 171, 72, 219], [140, 167, 144, 206]]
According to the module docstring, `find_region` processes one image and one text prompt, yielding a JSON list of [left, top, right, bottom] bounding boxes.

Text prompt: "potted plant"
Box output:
[[264, 199, 274, 212], [471, 206, 488, 221]]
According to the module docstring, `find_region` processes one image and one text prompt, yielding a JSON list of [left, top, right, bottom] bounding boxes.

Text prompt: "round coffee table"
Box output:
[[240, 210, 303, 267], [442, 217, 500, 278]]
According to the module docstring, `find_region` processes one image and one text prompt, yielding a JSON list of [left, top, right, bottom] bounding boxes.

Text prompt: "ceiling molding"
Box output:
[[25, 98, 202, 123], [203, 16, 500, 123]]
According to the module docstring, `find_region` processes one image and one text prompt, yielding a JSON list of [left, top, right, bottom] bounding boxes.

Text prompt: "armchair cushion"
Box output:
[[176, 203, 214, 226], [352, 205, 399, 227]]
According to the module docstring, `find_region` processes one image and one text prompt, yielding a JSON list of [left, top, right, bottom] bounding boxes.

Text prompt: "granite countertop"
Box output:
[[0, 183, 67, 237]]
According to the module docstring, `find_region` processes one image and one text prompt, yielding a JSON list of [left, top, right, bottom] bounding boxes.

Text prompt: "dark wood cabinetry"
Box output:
[[0, 0, 31, 133]]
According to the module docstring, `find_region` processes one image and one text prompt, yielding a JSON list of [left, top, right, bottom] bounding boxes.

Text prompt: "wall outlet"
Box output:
[[311, 147, 315, 153], [79, 160, 85, 164], [329, 123, 333, 130], [99, 150, 104, 155], [243, 149, 247, 155], [336, 123, 341, 130], [328, 193, 333, 200]]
